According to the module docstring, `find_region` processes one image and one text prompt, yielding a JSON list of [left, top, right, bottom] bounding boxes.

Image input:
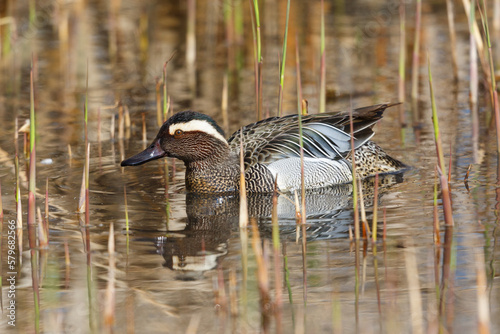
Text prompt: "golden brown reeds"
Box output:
[[186, 0, 196, 94], [475, 250, 490, 334], [104, 222, 116, 332], [229, 269, 238, 320], [398, 0, 406, 130], [319, 0, 326, 114], [250, 217, 271, 332], [445, 0, 458, 79], [156, 78, 162, 127], [64, 240, 70, 288], [221, 71, 229, 134], [411, 0, 422, 133], [141, 112, 147, 146]]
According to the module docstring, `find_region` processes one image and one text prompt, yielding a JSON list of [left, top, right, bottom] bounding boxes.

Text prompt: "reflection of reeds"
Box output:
[[405, 247, 424, 334], [475, 250, 490, 333], [250, 217, 271, 332], [433, 168, 441, 244], [104, 222, 116, 331], [272, 181, 283, 333]]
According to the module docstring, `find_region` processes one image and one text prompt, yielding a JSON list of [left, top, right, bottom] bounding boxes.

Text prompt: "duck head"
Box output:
[[121, 111, 228, 166]]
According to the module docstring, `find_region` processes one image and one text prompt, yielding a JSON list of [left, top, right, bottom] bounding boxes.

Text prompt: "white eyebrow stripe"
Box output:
[[169, 120, 228, 145]]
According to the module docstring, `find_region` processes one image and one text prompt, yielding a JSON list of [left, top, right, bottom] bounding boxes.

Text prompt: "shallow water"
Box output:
[[0, 0, 499, 333]]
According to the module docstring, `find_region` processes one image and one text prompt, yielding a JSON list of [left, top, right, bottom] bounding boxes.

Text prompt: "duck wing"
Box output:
[[228, 103, 396, 169]]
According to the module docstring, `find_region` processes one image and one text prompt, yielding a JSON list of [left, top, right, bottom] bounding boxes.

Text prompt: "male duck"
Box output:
[[121, 103, 405, 193]]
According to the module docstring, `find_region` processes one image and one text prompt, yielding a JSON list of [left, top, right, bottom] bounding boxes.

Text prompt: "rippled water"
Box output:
[[0, 0, 499, 333]]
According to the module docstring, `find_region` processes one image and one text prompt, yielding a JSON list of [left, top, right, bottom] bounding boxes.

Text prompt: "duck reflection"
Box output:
[[153, 174, 404, 273]]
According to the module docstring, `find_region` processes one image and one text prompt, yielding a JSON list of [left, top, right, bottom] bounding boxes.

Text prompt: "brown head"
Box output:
[[121, 111, 228, 167]]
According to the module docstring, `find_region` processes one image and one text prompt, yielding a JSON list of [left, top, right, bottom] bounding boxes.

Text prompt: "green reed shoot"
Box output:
[[283, 244, 294, 324], [85, 68, 90, 226], [229, 269, 238, 319], [433, 167, 440, 244], [278, 0, 290, 117], [250, 217, 271, 330], [29, 59, 40, 334], [272, 181, 283, 332], [29, 0, 36, 26], [428, 55, 454, 227], [319, 0, 326, 114], [0, 17, 12, 59]]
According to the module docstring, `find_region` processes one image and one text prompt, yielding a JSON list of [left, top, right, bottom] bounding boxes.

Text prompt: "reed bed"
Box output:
[[0, 1, 497, 333]]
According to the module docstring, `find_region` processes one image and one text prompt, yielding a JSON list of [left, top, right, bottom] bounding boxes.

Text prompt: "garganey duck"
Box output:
[[121, 103, 405, 193]]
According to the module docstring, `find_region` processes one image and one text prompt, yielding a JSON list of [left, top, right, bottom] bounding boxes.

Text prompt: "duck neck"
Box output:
[[184, 146, 240, 192]]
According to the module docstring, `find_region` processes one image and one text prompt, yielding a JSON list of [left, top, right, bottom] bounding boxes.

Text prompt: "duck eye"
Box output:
[[174, 129, 184, 137]]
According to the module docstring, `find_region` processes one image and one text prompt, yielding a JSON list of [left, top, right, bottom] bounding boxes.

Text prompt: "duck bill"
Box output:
[[121, 140, 166, 166]]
